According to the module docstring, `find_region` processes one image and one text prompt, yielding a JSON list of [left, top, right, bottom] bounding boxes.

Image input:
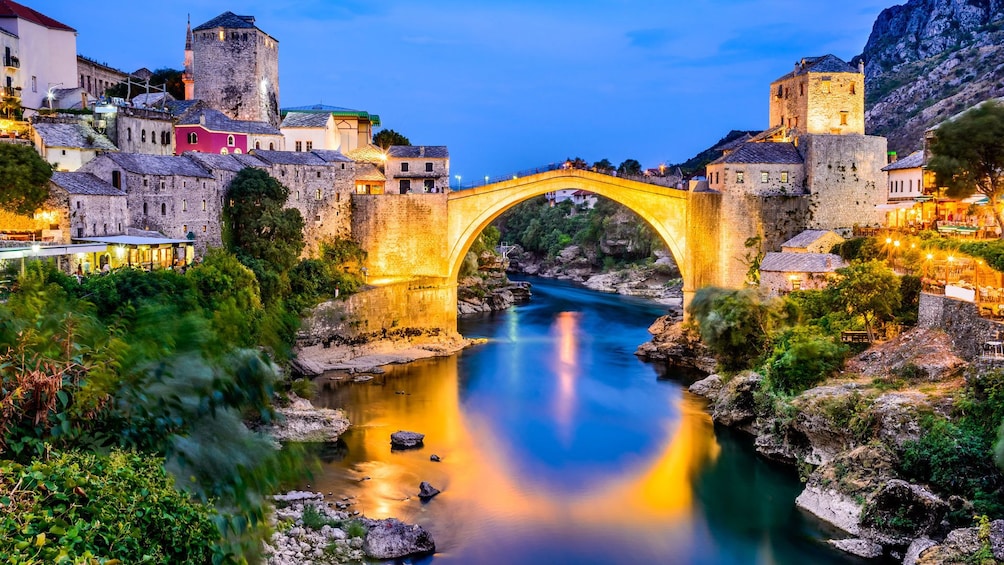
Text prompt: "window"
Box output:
[[296, 190, 300, 201], [315, 188, 322, 200], [401, 162, 409, 172], [77, 227, 83, 237], [234, 148, 242, 154], [799, 83, 804, 96], [76, 200, 80, 209], [220, 148, 228, 155], [269, 143, 274, 150], [161, 203, 166, 216], [840, 111, 848, 126], [781, 171, 789, 183], [791, 278, 802, 291], [776, 84, 783, 98], [295, 141, 302, 152], [141, 130, 146, 142], [183, 224, 187, 233], [159, 181, 165, 190], [127, 128, 132, 141], [151, 130, 157, 144], [31, 76, 36, 92], [761, 172, 769, 183], [821, 80, 831, 93], [850, 82, 856, 95], [227, 135, 235, 146], [305, 141, 313, 151], [143, 202, 148, 215], [188, 132, 198, 144], [255, 141, 260, 150], [424, 179, 435, 192], [162, 131, 170, 145], [425, 162, 433, 172], [183, 199, 187, 211], [143, 178, 148, 187], [112, 170, 121, 188], [202, 199, 206, 211], [317, 171, 321, 178], [203, 225, 207, 232], [400, 179, 411, 193], [736, 171, 744, 184]]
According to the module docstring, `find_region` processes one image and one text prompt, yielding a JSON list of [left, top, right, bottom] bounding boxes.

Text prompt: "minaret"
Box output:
[[182, 15, 194, 100]]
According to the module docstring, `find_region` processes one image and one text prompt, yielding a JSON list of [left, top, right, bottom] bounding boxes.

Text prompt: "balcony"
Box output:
[[4, 55, 18, 69], [2, 86, 18, 98]]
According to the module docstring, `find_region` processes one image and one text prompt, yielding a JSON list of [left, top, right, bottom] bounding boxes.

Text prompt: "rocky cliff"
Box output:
[[859, 0, 1004, 154]]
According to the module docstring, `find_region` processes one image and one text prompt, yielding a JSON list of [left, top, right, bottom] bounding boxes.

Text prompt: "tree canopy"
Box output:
[[0, 143, 53, 216], [928, 100, 1004, 235], [617, 159, 643, 175], [830, 260, 901, 340], [373, 129, 410, 149]]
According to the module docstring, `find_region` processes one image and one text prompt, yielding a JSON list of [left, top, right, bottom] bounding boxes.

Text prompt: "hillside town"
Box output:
[[5, 0, 1004, 564]]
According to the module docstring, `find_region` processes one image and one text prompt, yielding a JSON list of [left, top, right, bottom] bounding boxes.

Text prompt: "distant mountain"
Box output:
[[670, 129, 760, 177], [858, 0, 1004, 155]]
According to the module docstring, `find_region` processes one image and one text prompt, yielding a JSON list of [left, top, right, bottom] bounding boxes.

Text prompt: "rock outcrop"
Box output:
[[264, 394, 350, 443], [361, 517, 436, 560], [635, 318, 716, 373], [390, 430, 425, 449]]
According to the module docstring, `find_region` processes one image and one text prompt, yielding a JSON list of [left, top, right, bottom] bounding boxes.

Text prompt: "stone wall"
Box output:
[[352, 194, 450, 280], [803, 134, 887, 230], [769, 71, 865, 135], [57, 189, 129, 239], [76, 56, 127, 100], [918, 292, 1003, 361], [192, 27, 280, 127], [298, 278, 457, 343], [275, 162, 355, 254], [710, 161, 807, 196], [115, 112, 175, 156]]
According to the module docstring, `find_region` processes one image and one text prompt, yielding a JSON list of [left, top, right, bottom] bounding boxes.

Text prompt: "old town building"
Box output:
[[385, 145, 450, 194], [0, 0, 76, 114], [175, 106, 283, 155]]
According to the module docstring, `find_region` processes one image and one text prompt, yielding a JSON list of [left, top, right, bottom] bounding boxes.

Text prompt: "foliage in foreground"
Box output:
[[0, 450, 219, 564]]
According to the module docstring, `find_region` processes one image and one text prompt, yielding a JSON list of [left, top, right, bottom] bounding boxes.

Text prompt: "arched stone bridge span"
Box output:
[[350, 168, 730, 334]]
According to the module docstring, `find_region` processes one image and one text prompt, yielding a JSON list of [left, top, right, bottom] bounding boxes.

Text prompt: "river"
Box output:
[[308, 278, 859, 564]]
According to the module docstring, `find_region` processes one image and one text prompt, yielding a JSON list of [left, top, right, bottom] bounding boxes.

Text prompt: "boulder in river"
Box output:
[[390, 430, 425, 449], [362, 517, 436, 559], [430, 454, 441, 462], [264, 393, 350, 443], [418, 481, 441, 500]]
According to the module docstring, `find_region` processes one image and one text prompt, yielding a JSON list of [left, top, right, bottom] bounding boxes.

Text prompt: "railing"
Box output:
[[453, 161, 684, 190], [2, 86, 16, 97], [4, 55, 18, 69]]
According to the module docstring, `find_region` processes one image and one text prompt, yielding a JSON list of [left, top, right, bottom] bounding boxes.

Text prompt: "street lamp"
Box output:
[[46, 82, 63, 110], [484, 175, 489, 185], [455, 174, 461, 189]]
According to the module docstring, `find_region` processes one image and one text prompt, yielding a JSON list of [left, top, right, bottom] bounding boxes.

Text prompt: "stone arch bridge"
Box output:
[[348, 168, 751, 334]]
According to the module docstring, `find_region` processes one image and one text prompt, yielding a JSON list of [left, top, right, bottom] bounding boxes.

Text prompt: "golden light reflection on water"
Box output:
[[311, 354, 722, 553], [552, 312, 579, 444]]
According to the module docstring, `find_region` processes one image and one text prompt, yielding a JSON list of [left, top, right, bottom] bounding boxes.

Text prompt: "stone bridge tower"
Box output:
[[191, 12, 280, 127]]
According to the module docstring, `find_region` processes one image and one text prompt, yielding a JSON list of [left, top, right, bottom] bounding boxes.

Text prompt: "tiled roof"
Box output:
[[774, 54, 858, 81], [312, 149, 353, 163], [193, 11, 257, 32], [760, 252, 845, 273], [345, 144, 387, 164], [163, 99, 202, 117], [176, 107, 280, 135], [882, 150, 925, 172], [280, 112, 331, 128], [132, 92, 174, 107], [33, 122, 117, 150], [251, 150, 327, 166], [714, 133, 754, 152], [710, 142, 802, 165], [281, 104, 380, 126], [355, 163, 385, 182], [231, 153, 270, 168], [185, 152, 266, 173], [51, 172, 124, 196], [103, 154, 213, 178], [386, 145, 449, 159], [0, 0, 74, 31], [781, 229, 838, 249]]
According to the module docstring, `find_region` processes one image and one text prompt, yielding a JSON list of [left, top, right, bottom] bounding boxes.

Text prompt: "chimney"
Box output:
[[419, 146, 425, 157], [888, 151, 897, 164], [858, 60, 865, 74], [199, 113, 205, 126]]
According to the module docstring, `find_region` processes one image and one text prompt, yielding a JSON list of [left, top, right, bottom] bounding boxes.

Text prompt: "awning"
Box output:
[[914, 196, 933, 202], [962, 195, 990, 204], [0, 243, 107, 260], [876, 201, 917, 211], [74, 236, 192, 246]]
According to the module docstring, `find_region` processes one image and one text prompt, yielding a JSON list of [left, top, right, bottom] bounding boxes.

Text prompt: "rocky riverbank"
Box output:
[[291, 330, 478, 377], [457, 272, 532, 316], [638, 321, 1004, 563]]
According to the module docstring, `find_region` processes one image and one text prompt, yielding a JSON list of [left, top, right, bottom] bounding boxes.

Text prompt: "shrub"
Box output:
[[291, 378, 316, 400], [763, 327, 849, 394], [0, 450, 219, 564], [687, 287, 785, 371]]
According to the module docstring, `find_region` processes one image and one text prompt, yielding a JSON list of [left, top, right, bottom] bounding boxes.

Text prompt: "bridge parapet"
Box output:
[[456, 163, 686, 191]]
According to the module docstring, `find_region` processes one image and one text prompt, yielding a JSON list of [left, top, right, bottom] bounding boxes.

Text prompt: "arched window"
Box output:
[[188, 132, 198, 144], [220, 147, 228, 155], [269, 143, 274, 150], [143, 202, 148, 215], [151, 130, 157, 144], [141, 129, 146, 142], [316, 188, 322, 200], [234, 148, 242, 154], [227, 135, 235, 146], [127, 128, 132, 141], [161, 203, 166, 215], [202, 200, 206, 211], [255, 141, 260, 150]]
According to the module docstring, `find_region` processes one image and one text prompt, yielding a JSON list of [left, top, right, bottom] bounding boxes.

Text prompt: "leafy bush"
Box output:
[[0, 450, 218, 564], [687, 287, 785, 371], [763, 327, 849, 394]]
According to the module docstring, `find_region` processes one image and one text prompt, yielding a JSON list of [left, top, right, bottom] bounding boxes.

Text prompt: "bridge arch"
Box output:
[[447, 169, 695, 285]]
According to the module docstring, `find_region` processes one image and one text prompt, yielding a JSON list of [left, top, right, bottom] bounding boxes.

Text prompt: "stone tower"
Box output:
[[768, 54, 865, 138], [182, 16, 194, 100], [191, 12, 280, 127]]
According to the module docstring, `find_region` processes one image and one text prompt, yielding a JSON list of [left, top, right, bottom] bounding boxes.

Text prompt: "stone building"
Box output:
[[780, 229, 844, 254], [706, 142, 806, 196], [759, 251, 846, 296], [49, 171, 128, 240], [191, 12, 280, 127], [175, 106, 283, 155], [112, 106, 177, 156], [385, 145, 450, 194], [76, 56, 127, 100], [769, 55, 865, 136], [31, 117, 116, 171], [0, 0, 77, 114]]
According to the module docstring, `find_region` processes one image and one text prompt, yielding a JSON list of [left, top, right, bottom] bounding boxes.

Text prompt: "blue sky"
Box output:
[[43, 0, 892, 180]]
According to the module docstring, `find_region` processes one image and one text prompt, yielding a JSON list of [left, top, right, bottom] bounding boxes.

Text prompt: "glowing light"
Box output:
[[31, 244, 39, 253], [926, 253, 933, 260]]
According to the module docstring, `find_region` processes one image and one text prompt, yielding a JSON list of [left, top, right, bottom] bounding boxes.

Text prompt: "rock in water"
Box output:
[[362, 518, 436, 559], [390, 430, 425, 449], [418, 481, 440, 500], [429, 454, 441, 462]]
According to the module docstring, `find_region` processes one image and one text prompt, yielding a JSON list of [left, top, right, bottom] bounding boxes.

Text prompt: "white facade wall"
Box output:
[[0, 18, 77, 113], [887, 166, 924, 201]]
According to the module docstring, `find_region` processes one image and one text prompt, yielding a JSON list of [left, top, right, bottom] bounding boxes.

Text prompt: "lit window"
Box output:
[[781, 171, 789, 183], [220, 147, 228, 155], [141, 130, 146, 142], [188, 132, 198, 144], [840, 111, 848, 126], [424, 179, 435, 192], [736, 171, 744, 184], [182, 199, 187, 211], [761, 172, 769, 183], [822, 80, 831, 93], [850, 82, 856, 95], [315, 188, 322, 200], [202, 199, 206, 211]]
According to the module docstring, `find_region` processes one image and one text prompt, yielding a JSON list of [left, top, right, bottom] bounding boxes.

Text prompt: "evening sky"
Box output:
[[42, 0, 892, 181]]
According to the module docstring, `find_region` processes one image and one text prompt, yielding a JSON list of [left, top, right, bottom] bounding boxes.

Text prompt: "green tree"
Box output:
[[592, 158, 614, 173], [373, 129, 410, 149], [617, 158, 642, 175], [0, 143, 52, 216], [928, 100, 1004, 237], [186, 248, 264, 348], [831, 260, 901, 340], [687, 287, 785, 371]]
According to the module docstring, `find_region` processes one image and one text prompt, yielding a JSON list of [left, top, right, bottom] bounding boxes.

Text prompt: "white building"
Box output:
[[880, 150, 925, 228], [0, 0, 78, 114], [280, 111, 338, 152]]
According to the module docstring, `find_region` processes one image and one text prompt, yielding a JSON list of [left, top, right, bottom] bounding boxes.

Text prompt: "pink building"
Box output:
[[174, 106, 282, 155]]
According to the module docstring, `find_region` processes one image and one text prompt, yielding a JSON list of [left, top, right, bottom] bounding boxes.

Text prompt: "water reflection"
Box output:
[[307, 278, 853, 564]]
